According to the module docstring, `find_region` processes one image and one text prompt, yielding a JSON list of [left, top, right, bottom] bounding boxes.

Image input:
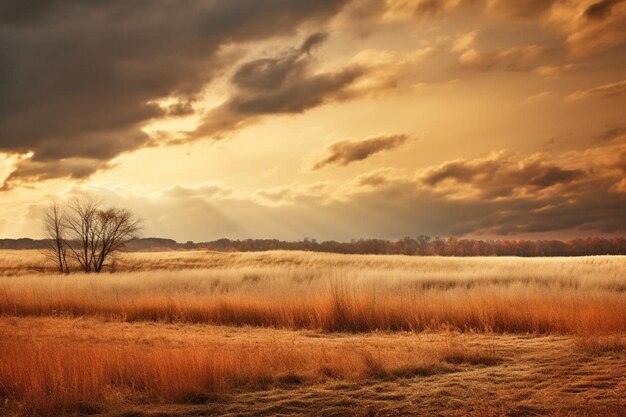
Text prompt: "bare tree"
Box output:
[[42, 202, 69, 273], [43, 198, 141, 273], [64, 198, 101, 273]]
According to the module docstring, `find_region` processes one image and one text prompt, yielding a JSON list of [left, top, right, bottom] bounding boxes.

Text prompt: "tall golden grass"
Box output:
[[0, 251, 624, 334], [2, 249, 625, 277], [0, 330, 489, 417], [1, 251, 625, 416]]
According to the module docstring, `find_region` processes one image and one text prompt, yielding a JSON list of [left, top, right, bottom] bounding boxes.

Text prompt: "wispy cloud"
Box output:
[[526, 91, 551, 102], [311, 134, 410, 170], [566, 79, 626, 101]]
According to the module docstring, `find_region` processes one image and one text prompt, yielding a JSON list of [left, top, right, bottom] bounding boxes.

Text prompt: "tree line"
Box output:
[[127, 235, 626, 257], [0, 228, 626, 260]]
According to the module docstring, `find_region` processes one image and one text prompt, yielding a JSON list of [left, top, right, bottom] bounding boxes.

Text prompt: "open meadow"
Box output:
[[4, 1, 626, 415], [1, 250, 625, 416]]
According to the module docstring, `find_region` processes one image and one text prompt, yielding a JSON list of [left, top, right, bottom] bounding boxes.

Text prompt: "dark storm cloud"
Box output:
[[312, 134, 409, 170], [190, 34, 366, 139], [584, 0, 626, 19], [0, 0, 350, 185], [0, 0, 76, 25]]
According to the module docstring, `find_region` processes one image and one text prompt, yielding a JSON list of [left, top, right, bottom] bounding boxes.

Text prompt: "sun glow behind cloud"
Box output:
[[0, 0, 625, 240]]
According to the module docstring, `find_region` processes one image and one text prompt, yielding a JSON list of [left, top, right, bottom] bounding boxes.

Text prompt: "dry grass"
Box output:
[[1, 251, 625, 416], [2, 249, 625, 278], [0, 251, 624, 334], [0, 317, 497, 417], [4, 342, 432, 416], [577, 334, 626, 354], [0, 317, 624, 417]]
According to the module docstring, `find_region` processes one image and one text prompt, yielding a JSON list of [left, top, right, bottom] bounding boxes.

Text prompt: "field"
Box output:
[[1, 250, 625, 416]]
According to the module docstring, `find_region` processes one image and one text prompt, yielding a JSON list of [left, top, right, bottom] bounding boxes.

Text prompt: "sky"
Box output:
[[0, 0, 625, 241]]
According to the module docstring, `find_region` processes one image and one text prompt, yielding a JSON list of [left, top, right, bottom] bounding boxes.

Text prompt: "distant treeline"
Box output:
[[180, 236, 625, 256], [2, 236, 625, 256], [79, 236, 626, 256]]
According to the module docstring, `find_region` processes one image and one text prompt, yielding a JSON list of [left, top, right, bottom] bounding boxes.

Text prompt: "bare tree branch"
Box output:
[[42, 202, 69, 273]]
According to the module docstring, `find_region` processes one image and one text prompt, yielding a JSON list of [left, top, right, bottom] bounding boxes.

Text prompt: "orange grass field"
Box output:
[[0, 250, 625, 416]]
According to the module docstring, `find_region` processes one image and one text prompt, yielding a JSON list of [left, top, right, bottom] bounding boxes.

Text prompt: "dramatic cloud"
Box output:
[[566, 79, 626, 101], [338, 144, 625, 236], [554, 0, 626, 55], [312, 134, 409, 170], [420, 151, 585, 198], [1, 158, 111, 191], [412, 144, 625, 234], [1, 0, 625, 240], [0, 0, 350, 185], [310, 142, 625, 236], [129, 141, 626, 238], [584, 0, 626, 20], [190, 33, 366, 140], [161, 144, 625, 237], [190, 40, 433, 141], [4, 0, 626, 189], [8, 138, 625, 240], [356, 0, 626, 56]]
